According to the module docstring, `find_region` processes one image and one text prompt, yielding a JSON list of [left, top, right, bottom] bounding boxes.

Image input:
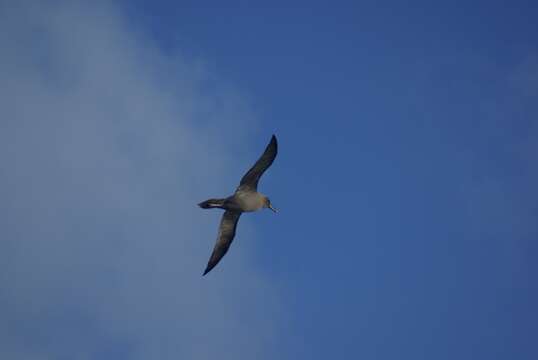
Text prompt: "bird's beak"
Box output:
[[268, 204, 278, 213]]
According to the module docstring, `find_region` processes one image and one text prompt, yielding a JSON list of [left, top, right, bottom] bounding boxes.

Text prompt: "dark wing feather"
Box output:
[[203, 211, 242, 276], [236, 135, 278, 192]]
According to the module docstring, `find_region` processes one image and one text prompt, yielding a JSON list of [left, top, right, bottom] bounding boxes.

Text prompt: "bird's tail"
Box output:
[[198, 198, 226, 209]]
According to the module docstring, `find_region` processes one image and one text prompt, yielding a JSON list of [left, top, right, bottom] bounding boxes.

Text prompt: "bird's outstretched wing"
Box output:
[[236, 135, 278, 192], [203, 210, 242, 276]]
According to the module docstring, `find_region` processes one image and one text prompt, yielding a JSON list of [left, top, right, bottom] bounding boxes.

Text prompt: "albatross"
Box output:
[[198, 134, 278, 276]]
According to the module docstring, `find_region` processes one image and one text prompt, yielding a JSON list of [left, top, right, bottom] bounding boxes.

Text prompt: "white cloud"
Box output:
[[0, 1, 282, 359]]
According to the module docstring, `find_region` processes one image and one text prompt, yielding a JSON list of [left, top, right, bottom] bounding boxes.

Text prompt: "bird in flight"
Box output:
[[198, 134, 278, 276]]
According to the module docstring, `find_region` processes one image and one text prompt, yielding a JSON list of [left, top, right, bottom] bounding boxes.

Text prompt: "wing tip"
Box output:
[[270, 134, 278, 152], [203, 263, 214, 276]]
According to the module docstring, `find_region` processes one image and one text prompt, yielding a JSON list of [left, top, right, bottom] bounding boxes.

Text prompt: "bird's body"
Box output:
[[198, 135, 278, 275], [231, 190, 262, 212], [198, 191, 270, 212]]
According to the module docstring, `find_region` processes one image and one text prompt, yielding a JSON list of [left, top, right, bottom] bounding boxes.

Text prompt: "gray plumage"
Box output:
[[199, 135, 278, 276]]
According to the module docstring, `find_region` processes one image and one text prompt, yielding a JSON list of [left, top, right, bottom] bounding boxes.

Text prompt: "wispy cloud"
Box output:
[[0, 1, 282, 359]]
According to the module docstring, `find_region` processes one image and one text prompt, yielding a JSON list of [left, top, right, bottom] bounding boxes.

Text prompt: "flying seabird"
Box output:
[[198, 134, 278, 276]]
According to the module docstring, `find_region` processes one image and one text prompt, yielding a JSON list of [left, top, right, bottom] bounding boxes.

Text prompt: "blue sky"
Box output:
[[1, 1, 537, 359]]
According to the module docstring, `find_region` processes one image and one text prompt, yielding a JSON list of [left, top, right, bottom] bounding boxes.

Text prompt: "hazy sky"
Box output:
[[2, 1, 537, 359]]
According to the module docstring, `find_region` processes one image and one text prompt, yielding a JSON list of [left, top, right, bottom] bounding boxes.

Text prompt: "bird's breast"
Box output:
[[233, 191, 264, 212]]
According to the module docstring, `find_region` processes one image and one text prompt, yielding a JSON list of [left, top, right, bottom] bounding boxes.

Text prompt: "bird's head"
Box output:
[[263, 196, 277, 213]]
